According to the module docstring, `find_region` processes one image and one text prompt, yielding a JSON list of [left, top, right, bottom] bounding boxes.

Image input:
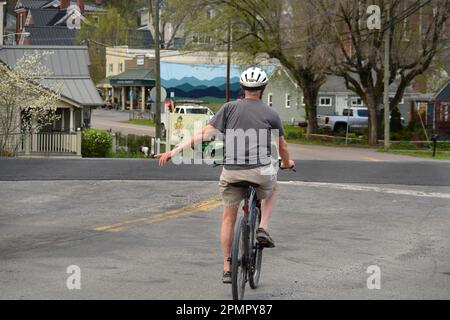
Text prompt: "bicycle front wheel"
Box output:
[[231, 215, 247, 300]]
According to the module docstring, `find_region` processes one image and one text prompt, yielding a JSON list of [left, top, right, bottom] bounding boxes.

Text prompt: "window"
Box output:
[[286, 93, 291, 108], [342, 109, 354, 117], [118, 63, 123, 73], [301, 95, 305, 106], [108, 64, 113, 73], [351, 98, 364, 107], [19, 14, 24, 31], [186, 109, 208, 115], [268, 93, 273, 107], [319, 97, 332, 107], [136, 56, 145, 66], [357, 109, 369, 117]]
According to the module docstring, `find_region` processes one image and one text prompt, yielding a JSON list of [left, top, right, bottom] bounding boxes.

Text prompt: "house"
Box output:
[[0, 45, 103, 156], [262, 65, 420, 124], [14, 0, 105, 45], [427, 81, 450, 140]]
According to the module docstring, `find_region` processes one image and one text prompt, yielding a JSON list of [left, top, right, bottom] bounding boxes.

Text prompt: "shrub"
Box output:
[[82, 129, 112, 158], [284, 125, 304, 140], [116, 133, 151, 154]]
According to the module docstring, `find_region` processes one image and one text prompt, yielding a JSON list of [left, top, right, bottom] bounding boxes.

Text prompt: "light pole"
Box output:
[[383, 1, 391, 151], [1, 2, 7, 46], [153, 0, 162, 140]]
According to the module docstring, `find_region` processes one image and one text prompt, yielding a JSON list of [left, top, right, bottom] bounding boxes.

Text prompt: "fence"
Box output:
[[1, 131, 81, 157]]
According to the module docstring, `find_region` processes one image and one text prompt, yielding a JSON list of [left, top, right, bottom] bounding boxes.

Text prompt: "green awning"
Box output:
[[110, 69, 156, 87]]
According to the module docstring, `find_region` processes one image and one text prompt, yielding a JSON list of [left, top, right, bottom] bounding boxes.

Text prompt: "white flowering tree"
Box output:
[[0, 51, 62, 156]]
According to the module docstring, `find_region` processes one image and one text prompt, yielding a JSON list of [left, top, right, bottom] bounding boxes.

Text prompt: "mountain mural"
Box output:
[[160, 62, 275, 100], [162, 76, 242, 99]]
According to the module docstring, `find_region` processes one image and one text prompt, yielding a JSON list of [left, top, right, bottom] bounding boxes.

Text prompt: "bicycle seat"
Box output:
[[230, 181, 260, 189]]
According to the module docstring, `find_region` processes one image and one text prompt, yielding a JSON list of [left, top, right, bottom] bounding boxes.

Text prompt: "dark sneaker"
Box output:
[[256, 228, 276, 248], [222, 271, 232, 284]]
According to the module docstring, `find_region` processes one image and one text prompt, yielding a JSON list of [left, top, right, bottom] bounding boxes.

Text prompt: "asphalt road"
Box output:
[[1, 158, 450, 186], [92, 109, 156, 136], [1, 180, 449, 299], [1, 155, 450, 299]]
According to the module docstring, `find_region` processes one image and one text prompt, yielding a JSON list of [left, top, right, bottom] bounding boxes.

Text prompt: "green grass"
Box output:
[[380, 150, 450, 160], [126, 119, 155, 127]]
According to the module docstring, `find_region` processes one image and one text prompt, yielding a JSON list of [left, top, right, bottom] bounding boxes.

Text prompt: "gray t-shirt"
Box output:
[[209, 98, 285, 170]]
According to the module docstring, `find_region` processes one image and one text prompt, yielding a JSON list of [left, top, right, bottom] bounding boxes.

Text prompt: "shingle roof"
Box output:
[[17, 0, 52, 10], [29, 9, 66, 26], [25, 26, 77, 45], [0, 46, 102, 106]]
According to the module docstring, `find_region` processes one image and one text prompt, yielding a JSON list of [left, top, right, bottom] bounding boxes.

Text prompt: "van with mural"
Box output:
[[160, 104, 215, 138]]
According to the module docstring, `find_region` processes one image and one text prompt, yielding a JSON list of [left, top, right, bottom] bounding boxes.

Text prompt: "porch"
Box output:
[[2, 131, 82, 158]]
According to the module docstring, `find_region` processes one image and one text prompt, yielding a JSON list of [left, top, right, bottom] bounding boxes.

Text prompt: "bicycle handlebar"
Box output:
[[213, 160, 296, 172]]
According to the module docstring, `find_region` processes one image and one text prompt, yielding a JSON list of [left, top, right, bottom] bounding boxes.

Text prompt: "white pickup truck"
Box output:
[[318, 107, 369, 132], [161, 105, 215, 138]]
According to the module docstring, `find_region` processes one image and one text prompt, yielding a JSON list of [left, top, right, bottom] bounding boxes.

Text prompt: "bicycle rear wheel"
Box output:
[[231, 215, 247, 300], [249, 206, 263, 289]]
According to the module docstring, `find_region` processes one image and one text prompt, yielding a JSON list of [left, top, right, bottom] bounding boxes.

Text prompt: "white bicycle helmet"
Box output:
[[240, 67, 269, 89]]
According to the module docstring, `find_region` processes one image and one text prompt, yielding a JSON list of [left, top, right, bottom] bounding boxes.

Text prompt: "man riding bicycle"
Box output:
[[157, 67, 295, 284]]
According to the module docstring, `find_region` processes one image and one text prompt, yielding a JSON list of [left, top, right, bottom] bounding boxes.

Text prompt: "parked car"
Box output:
[[318, 107, 369, 132]]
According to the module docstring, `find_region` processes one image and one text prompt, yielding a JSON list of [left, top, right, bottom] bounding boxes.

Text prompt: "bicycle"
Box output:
[[216, 161, 295, 300]]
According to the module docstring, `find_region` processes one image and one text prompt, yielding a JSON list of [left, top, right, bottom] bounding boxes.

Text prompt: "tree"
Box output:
[[186, 0, 334, 134], [78, 6, 131, 83], [0, 51, 61, 156], [315, 0, 449, 144], [146, 0, 204, 49]]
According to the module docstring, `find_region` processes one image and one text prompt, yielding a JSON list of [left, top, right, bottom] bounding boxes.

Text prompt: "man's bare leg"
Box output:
[[260, 189, 277, 230], [221, 206, 239, 272]]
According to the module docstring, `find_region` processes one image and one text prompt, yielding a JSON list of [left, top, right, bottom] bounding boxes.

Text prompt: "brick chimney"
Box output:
[[60, 0, 70, 10], [77, 0, 85, 15]]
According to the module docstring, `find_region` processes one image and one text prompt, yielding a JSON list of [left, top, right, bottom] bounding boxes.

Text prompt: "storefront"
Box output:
[[108, 69, 156, 111]]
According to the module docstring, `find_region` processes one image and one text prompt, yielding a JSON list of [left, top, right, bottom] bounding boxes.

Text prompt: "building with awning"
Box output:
[[100, 56, 156, 111]]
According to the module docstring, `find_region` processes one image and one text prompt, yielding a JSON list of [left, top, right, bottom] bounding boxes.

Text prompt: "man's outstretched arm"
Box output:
[[279, 136, 295, 169], [156, 124, 217, 166]]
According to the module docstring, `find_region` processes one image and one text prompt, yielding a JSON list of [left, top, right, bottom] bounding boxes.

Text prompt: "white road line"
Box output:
[[278, 181, 450, 199]]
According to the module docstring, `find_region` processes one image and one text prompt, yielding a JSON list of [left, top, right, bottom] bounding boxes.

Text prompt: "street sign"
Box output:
[[150, 87, 167, 102]]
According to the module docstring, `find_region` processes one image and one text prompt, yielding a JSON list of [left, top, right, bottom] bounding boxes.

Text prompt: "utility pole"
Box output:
[[226, 22, 231, 102], [153, 0, 162, 139], [383, 1, 391, 151], [0, 2, 6, 46]]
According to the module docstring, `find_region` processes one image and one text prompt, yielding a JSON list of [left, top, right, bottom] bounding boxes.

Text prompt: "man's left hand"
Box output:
[[155, 151, 174, 167]]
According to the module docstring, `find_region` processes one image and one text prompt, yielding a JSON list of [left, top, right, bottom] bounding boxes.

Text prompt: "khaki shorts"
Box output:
[[219, 165, 278, 208]]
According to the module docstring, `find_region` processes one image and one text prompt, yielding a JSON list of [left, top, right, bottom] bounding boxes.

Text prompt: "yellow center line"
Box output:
[[94, 196, 222, 233]]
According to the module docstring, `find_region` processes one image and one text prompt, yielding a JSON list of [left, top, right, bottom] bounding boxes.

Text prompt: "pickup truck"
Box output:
[[161, 105, 215, 138], [318, 107, 369, 132]]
